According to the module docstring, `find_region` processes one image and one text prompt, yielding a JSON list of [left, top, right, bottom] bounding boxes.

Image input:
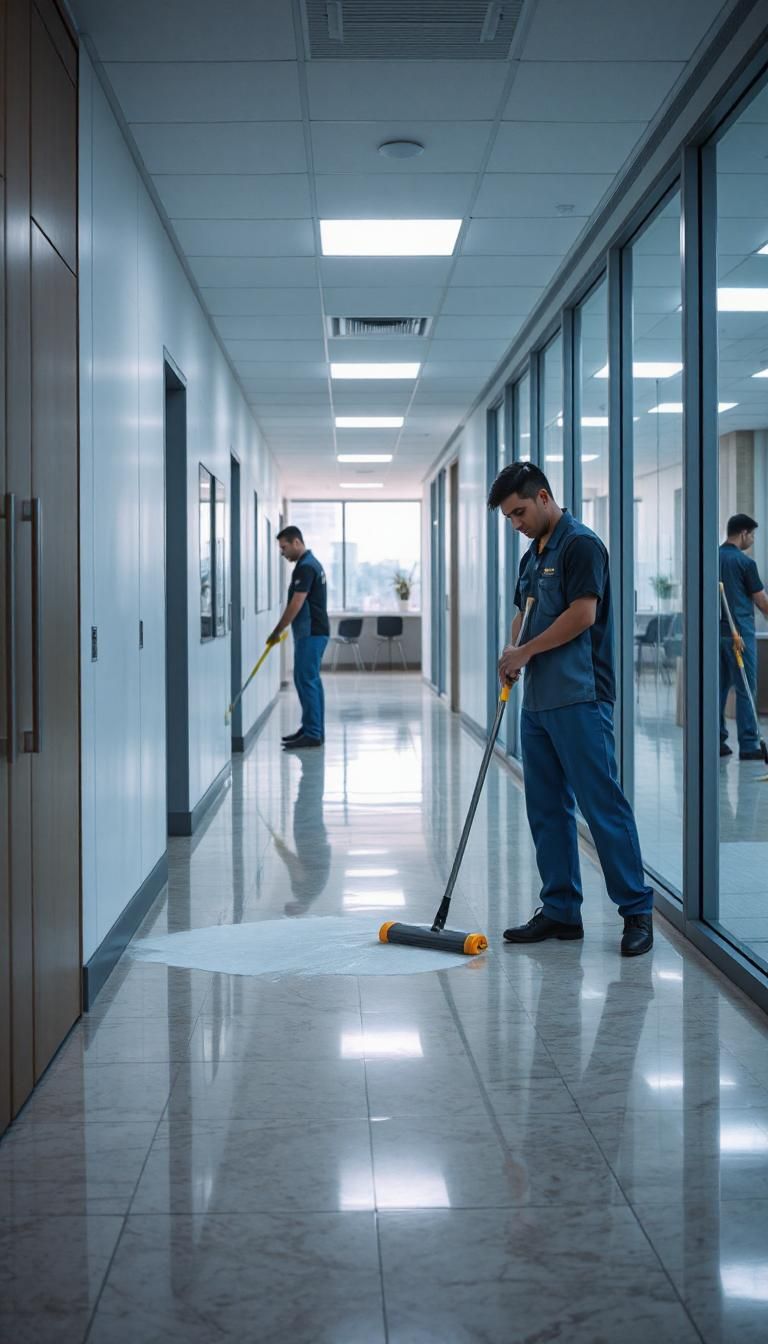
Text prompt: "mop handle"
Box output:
[[226, 632, 286, 719], [432, 598, 535, 931], [719, 583, 747, 668]]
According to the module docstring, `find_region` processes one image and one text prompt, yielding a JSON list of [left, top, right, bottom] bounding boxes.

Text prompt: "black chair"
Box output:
[[372, 616, 408, 672], [330, 617, 365, 671], [635, 613, 676, 683]]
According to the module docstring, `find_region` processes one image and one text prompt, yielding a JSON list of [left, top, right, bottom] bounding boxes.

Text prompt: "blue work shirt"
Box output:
[[288, 550, 330, 639], [719, 543, 763, 636], [514, 511, 615, 712]]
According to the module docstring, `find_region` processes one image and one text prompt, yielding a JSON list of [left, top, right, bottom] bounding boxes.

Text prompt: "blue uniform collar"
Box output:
[[528, 509, 574, 559]]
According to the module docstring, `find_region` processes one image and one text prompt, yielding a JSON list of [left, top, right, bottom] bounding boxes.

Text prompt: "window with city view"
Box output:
[[287, 501, 421, 613]]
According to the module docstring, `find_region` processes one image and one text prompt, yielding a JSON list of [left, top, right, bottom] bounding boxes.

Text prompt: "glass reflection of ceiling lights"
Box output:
[[338, 1165, 375, 1212], [345, 868, 399, 878], [341, 1030, 423, 1059], [718, 288, 768, 310], [720, 1265, 768, 1303], [343, 891, 406, 909], [644, 1073, 737, 1090], [595, 362, 682, 379], [647, 402, 737, 413], [719, 1123, 768, 1154]]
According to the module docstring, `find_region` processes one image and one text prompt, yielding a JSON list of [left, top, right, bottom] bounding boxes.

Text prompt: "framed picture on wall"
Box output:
[[199, 464, 214, 641], [215, 477, 226, 638]]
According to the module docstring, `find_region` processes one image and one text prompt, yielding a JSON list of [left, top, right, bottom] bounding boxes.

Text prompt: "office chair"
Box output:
[[372, 616, 408, 672]]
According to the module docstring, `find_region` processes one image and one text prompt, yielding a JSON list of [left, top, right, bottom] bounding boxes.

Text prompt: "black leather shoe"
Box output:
[[282, 730, 304, 743], [720, 743, 733, 757], [283, 735, 324, 750], [503, 908, 584, 943], [739, 749, 766, 761], [621, 914, 653, 957]]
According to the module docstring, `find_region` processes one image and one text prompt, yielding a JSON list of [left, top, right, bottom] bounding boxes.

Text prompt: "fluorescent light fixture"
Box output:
[[347, 849, 389, 856], [758, 243, 768, 255], [595, 362, 682, 379], [339, 481, 384, 489], [718, 287, 768, 311], [341, 1030, 423, 1059], [580, 454, 600, 463], [544, 454, 563, 462], [581, 416, 609, 428], [648, 402, 736, 413], [331, 363, 420, 380], [335, 416, 404, 428], [752, 367, 768, 378], [320, 219, 461, 257], [337, 454, 393, 463]]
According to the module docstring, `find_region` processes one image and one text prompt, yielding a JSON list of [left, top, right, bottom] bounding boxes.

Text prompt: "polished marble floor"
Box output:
[[2, 674, 768, 1342]]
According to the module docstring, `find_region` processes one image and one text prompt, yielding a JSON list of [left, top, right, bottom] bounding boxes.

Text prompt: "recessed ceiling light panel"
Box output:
[[335, 416, 404, 428], [339, 481, 384, 488], [337, 454, 393, 463], [320, 220, 461, 257], [718, 288, 768, 311], [331, 363, 420, 380], [595, 362, 682, 379]]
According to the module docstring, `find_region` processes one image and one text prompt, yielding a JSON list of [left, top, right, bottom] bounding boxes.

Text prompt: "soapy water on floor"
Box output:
[[129, 915, 486, 978]]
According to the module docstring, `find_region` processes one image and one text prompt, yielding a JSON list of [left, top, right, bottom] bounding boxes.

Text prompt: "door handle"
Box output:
[[21, 497, 42, 755], [2, 493, 17, 764]]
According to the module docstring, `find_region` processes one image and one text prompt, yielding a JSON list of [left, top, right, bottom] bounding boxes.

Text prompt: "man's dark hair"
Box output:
[[487, 461, 553, 511], [727, 513, 758, 537], [276, 525, 303, 544]]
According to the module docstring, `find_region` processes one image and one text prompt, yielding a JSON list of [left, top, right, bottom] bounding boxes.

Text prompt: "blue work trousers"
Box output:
[[293, 635, 328, 741], [521, 700, 653, 924], [719, 634, 760, 753]]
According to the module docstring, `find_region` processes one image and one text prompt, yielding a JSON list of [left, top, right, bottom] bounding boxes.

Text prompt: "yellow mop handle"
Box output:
[[225, 632, 287, 721], [719, 582, 745, 669], [500, 596, 535, 703]]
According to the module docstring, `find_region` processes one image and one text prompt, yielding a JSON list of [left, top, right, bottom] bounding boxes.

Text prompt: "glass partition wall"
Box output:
[[471, 56, 768, 1007]]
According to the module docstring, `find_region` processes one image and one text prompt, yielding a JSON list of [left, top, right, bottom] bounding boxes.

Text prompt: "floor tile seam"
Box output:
[[575, 1112, 709, 1344], [358, 981, 391, 1343], [80, 1059, 189, 1339]]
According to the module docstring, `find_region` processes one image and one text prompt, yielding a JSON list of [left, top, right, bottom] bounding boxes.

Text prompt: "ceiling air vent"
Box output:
[[327, 316, 432, 338], [305, 1, 524, 59]]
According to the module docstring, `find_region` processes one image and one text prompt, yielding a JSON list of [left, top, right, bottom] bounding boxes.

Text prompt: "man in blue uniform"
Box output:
[[719, 513, 768, 760], [269, 526, 329, 750], [488, 462, 654, 957]]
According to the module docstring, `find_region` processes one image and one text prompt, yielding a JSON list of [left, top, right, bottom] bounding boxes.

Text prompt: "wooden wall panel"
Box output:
[[30, 222, 80, 1074], [0, 175, 11, 1134], [31, 3, 76, 273]]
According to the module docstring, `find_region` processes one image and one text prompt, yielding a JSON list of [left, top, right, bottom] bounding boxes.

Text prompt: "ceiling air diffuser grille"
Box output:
[[305, 1, 523, 59], [327, 316, 432, 337]]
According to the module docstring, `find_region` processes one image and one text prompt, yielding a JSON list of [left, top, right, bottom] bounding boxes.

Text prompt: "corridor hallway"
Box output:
[[2, 676, 768, 1343]]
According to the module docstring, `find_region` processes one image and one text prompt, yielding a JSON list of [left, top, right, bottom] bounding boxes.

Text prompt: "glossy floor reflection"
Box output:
[[3, 674, 768, 1342]]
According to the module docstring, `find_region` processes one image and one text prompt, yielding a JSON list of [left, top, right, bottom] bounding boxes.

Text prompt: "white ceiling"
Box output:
[[71, 0, 729, 499]]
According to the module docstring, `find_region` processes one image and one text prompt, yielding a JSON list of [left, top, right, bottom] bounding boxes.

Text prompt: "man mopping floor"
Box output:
[[488, 462, 654, 957]]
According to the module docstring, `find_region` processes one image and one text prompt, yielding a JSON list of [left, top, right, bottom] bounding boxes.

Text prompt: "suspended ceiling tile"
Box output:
[[306, 60, 508, 121], [172, 218, 315, 257], [227, 339, 326, 362], [326, 337, 427, 362], [503, 61, 684, 123], [314, 172, 476, 217], [488, 122, 646, 175], [441, 286, 543, 314], [234, 361, 329, 378], [451, 255, 562, 286], [131, 122, 307, 175], [104, 62, 302, 122], [153, 175, 313, 221], [310, 120, 491, 173], [473, 173, 614, 218], [214, 315, 325, 341], [202, 288, 322, 315], [428, 338, 509, 362], [319, 258, 453, 289], [718, 217, 768, 256], [463, 216, 586, 255], [434, 315, 524, 340], [522, 0, 724, 62], [188, 257, 318, 287], [321, 287, 446, 318], [71, 0, 296, 60]]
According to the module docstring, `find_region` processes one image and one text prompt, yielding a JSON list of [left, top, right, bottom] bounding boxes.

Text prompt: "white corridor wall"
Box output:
[[79, 54, 281, 964]]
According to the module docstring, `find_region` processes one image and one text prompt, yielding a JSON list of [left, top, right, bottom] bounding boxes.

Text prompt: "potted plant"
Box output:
[[393, 567, 415, 611], [650, 574, 676, 610]]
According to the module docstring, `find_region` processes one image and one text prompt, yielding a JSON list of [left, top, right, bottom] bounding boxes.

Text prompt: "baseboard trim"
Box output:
[[82, 852, 168, 1010], [169, 760, 232, 837], [232, 692, 278, 754]]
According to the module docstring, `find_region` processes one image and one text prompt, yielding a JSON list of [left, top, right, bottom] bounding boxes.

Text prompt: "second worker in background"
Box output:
[[269, 526, 329, 750]]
